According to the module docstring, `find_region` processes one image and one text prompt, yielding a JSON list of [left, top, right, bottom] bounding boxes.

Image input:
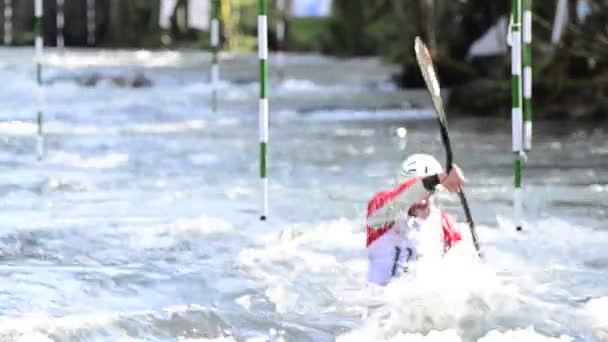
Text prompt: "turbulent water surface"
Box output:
[[0, 48, 606, 342]]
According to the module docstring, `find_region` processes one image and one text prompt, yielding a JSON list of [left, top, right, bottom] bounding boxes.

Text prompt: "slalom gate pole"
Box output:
[[35, 0, 45, 160], [4, 0, 12, 45], [211, 0, 220, 112], [56, 0, 64, 50], [87, 0, 95, 45], [523, 0, 533, 152], [511, 0, 524, 231], [258, 0, 269, 221], [276, 0, 286, 82]]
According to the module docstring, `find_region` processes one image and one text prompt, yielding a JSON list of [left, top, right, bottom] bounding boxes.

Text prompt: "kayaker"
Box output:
[[365, 154, 464, 285]]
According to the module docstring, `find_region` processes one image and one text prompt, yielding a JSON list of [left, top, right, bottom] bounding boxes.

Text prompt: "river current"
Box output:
[[0, 48, 606, 341]]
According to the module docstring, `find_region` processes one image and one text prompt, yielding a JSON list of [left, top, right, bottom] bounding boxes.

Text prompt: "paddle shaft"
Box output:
[[414, 37, 482, 257], [438, 115, 482, 257]]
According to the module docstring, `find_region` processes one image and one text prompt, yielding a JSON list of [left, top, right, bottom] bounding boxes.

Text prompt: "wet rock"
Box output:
[[81, 73, 103, 87], [53, 72, 154, 88], [127, 72, 153, 88]]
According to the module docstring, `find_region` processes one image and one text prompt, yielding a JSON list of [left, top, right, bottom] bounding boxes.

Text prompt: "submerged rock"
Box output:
[[46, 72, 154, 88], [80, 72, 153, 88]]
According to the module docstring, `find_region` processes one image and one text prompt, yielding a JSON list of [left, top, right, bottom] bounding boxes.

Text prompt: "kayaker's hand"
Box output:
[[438, 164, 465, 193]]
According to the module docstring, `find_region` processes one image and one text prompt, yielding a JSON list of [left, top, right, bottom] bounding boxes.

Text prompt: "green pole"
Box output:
[[4, 0, 12, 45], [276, 0, 286, 81], [56, 0, 64, 49], [211, 0, 220, 111], [35, 0, 44, 160], [259, 0, 268, 220], [523, 0, 533, 152], [511, 0, 523, 231], [87, 0, 95, 45]]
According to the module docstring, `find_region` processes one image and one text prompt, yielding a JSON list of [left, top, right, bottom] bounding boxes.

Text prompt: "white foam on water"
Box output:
[[126, 216, 235, 250], [12, 332, 54, 342], [224, 186, 254, 201], [491, 215, 608, 275], [189, 153, 221, 166], [237, 219, 365, 314], [277, 78, 323, 92], [43, 49, 183, 68], [47, 151, 129, 169], [0, 48, 604, 342], [0, 312, 116, 338], [182, 77, 371, 103], [235, 295, 252, 310], [0, 120, 207, 136], [584, 297, 608, 340], [172, 216, 234, 238], [337, 251, 525, 340], [264, 282, 300, 314], [302, 109, 435, 123], [337, 329, 462, 342], [46, 177, 95, 193], [589, 184, 608, 193], [236, 215, 606, 340], [178, 338, 237, 342], [223, 87, 251, 101], [45, 80, 81, 95], [130, 120, 206, 134], [276, 78, 397, 94], [477, 327, 574, 342], [275, 78, 356, 94], [0, 304, 217, 341], [183, 80, 234, 96], [0, 120, 37, 135]]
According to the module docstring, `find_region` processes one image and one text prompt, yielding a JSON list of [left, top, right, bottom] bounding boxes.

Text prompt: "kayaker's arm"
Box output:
[[366, 175, 441, 230]]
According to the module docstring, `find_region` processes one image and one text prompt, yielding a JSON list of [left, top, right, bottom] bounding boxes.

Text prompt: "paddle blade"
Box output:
[[414, 36, 452, 170], [414, 37, 448, 128]]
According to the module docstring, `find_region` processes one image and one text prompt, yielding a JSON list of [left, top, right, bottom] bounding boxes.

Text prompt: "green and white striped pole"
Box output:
[[87, 0, 95, 45], [511, 0, 523, 231], [35, 0, 44, 160], [258, 0, 269, 221], [4, 0, 12, 45], [523, 0, 533, 152], [276, 0, 286, 82], [211, 0, 220, 112], [56, 0, 64, 50]]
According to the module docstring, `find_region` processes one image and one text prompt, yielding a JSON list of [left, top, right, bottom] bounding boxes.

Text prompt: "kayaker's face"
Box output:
[[408, 199, 430, 219]]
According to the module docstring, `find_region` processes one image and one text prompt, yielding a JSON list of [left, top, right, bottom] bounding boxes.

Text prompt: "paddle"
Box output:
[[414, 37, 483, 258]]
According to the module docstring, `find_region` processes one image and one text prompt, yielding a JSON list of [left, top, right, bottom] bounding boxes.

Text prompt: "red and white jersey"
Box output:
[[365, 177, 461, 285]]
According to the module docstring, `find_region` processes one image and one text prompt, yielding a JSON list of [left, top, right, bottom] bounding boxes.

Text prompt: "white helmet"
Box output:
[[397, 153, 443, 183]]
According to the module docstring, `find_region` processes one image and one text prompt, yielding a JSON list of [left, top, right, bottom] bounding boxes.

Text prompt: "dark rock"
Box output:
[[128, 72, 153, 88], [111, 72, 153, 88], [80, 73, 102, 87], [74, 72, 153, 88]]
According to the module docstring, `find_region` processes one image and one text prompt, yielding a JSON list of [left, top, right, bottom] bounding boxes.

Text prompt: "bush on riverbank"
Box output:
[[320, 0, 608, 120]]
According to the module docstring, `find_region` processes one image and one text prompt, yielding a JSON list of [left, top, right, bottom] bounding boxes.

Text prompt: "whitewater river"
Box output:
[[0, 48, 606, 341]]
